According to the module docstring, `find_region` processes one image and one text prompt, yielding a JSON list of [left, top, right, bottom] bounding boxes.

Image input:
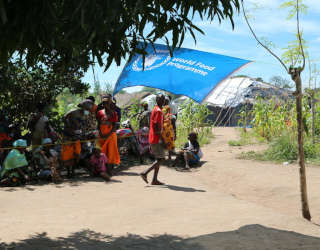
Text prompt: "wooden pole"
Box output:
[[290, 66, 311, 221]]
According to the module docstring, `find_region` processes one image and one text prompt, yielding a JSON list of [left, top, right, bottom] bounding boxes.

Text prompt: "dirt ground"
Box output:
[[1, 127, 320, 249]]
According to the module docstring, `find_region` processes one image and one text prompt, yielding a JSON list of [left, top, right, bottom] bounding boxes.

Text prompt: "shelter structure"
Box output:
[[115, 91, 151, 108], [204, 77, 293, 126]]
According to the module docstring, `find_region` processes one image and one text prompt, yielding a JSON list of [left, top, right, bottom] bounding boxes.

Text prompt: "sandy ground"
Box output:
[[1, 127, 320, 249]]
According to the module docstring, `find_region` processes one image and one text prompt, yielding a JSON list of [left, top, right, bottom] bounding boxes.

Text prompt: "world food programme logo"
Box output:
[[132, 49, 171, 71]]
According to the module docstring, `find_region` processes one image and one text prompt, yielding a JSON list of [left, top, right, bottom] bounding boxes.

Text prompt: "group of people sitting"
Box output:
[[0, 93, 203, 187]]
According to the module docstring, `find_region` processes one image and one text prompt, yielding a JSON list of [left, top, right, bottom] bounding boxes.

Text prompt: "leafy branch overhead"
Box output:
[[0, 60, 89, 127], [0, 0, 240, 69]]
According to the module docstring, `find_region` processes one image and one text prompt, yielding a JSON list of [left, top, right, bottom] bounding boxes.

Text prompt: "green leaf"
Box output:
[[0, 0, 7, 24]]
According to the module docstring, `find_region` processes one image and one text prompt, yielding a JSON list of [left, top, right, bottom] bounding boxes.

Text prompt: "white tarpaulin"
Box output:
[[205, 77, 271, 107]]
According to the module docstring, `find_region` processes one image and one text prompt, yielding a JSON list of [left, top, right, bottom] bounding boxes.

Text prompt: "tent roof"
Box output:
[[205, 77, 285, 107], [115, 91, 151, 108]]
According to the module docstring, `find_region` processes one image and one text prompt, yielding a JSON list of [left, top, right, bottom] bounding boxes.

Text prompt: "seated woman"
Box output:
[[172, 132, 203, 169], [89, 147, 111, 181], [0, 139, 30, 186], [33, 138, 62, 183]]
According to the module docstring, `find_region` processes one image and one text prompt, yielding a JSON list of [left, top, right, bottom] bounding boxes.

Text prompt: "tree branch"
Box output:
[[296, 0, 306, 70], [241, 1, 288, 73]]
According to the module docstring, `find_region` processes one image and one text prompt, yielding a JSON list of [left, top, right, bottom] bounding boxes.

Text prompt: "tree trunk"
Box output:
[[291, 67, 311, 221]]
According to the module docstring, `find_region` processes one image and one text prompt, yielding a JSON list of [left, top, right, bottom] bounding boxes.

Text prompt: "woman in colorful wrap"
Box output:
[[0, 139, 30, 186], [97, 95, 120, 173], [161, 97, 175, 160]]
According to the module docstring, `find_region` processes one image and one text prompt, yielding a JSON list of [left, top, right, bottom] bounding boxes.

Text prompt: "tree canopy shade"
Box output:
[[0, 60, 88, 128], [0, 0, 241, 69]]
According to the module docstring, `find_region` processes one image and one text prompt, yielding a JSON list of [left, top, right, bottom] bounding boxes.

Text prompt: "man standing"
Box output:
[[29, 103, 49, 150], [138, 103, 151, 129], [168, 96, 178, 140], [140, 94, 165, 185], [111, 97, 122, 124], [61, 99, 93, 178], [85, 96, 98, 133]]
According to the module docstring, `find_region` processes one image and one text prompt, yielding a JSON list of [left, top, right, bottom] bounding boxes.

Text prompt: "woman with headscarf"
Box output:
[[96, 95, 120, 172], [161, 97, 175, 160], [0, 139, 30, 186]]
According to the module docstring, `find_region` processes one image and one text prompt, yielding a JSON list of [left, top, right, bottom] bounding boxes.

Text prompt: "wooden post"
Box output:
[[290, 66, 311, 221]]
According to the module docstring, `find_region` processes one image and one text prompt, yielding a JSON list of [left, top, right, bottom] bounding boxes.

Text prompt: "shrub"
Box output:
[[264, 132, 298, 161], [258, 131, 320, 162], [176, 100, 213, 148]]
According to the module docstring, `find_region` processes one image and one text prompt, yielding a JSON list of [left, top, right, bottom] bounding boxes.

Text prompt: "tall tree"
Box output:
[[242, 0, 311, 220], [0, 1, 241, 69]]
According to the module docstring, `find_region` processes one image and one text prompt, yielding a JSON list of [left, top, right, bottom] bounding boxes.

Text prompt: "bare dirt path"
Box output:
[[1, 127, 320, 249], [198, 127, 320, 221]]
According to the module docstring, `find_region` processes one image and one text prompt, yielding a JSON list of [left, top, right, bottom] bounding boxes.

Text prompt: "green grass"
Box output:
[[238, 132, 320, 165], [238, 150, 280, 162], [228, 140, 243, 146], [228, 129, 258, 147]]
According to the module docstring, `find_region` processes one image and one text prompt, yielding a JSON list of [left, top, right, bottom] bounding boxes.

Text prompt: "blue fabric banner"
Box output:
[[113, 43, 252, 103]]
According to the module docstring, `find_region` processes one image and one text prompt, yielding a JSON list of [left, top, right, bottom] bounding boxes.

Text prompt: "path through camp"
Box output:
[[1, 127, 320, 249]]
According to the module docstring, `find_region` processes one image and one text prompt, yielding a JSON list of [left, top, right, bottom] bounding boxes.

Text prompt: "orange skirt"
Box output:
[[99, 124, 120, 165], [61, 140, 81, 162]]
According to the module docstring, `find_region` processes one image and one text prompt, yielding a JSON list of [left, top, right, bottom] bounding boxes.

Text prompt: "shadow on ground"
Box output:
[[0, 175, 123, 192], [145, 184, 206, 193], [0, 155, 144, 192], [1, 224, 320, 250], [0, 155, 204, 192], [165, 160, 208, 172]]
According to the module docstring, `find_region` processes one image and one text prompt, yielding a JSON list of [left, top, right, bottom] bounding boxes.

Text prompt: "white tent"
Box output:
[[204, 77, 272, 107], [140, 94, 157, 110]]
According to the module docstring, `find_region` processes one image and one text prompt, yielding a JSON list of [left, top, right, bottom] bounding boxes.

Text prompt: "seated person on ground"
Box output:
[[33, 138, 62, 183], [173, 132, 202, 169], [0, 139, 30, 186], [89, 147, 111, 181]]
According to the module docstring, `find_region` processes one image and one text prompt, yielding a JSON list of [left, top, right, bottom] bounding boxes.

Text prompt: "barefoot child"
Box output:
[[173, 132, 202, 169], [89, 147, 111, 181]]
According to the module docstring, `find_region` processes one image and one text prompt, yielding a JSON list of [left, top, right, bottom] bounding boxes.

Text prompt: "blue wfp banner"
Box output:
[[114, 43, 251, 103]]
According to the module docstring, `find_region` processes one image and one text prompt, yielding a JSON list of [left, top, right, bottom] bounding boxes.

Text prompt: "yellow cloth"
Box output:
[[162, 105, 175, 151]]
